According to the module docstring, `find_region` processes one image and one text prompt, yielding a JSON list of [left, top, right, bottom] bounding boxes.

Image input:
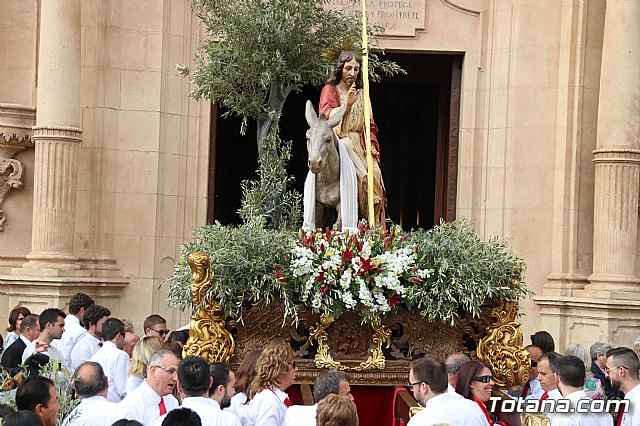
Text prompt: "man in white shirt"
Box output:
[[606, 347, 640, 426], [407, 355, 487, 426], [154, 357, 240, 426], [285, 369, 353, 426], [90, 318, 130, 402], [535, 352, 563, 421], [144, 314, 170, 340], [208, 362, 242, 425], [52, 293, 94, 367], [62, 361, 121, 425], [445, 352, 469, 398], [22, 308, 66, 364], [119, 349, 180, 425], [70, 305, 110, 370], [552, 355, 612, 426]]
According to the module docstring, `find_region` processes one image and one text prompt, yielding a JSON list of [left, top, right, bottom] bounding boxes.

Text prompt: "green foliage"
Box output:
[[403, 220, 530, 324], [180, 0, 404, 126], [165, 221, 298, 322], [165, 219, 529, 325], [238, 127, 301, 229]]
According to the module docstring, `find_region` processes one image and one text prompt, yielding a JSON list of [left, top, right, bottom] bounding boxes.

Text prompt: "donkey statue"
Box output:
[[303, 100, 358, 231]]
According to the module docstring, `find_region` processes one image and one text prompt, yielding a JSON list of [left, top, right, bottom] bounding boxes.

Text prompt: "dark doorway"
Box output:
[[208, 53, 462, 229]]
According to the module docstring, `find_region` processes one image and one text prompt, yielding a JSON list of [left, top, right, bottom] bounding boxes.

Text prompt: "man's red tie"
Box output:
[[539, 392, 549, 402], [159, 398, 167, 416], [521, 382, 530, 398], [617, 410, 624, 426], [284, 397, 293, 407]]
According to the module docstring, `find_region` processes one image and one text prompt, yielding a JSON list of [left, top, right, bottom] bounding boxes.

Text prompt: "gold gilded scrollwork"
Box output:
[[476, 299, 530, 389], [184, 252, 235, 363], [309, 314, 391, 371]]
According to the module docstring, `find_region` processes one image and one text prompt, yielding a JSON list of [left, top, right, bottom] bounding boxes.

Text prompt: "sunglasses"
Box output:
[[152, 328, 170, 337], [473, 375, 494, 383]]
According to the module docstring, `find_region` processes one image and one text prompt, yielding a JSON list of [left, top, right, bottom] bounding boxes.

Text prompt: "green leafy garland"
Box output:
[[164, 219, 529, 325]]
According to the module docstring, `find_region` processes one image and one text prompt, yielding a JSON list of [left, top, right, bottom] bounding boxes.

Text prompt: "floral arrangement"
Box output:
[[164, 219, 529, 325], [277, 222, 432, 323]]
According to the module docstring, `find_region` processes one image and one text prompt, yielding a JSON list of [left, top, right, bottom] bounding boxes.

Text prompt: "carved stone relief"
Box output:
[[0, 104, 36, 231]]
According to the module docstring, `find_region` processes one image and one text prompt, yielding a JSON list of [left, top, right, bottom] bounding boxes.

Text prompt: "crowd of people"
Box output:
[[0, 295, 639, 426]]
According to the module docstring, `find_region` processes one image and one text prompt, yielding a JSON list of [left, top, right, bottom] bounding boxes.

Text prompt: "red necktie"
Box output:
[[540, 392, 549, 402], [618, 410, 624, 426], [159, 398, 167, 416], [521, 382, 530, 398], [284, 397, 293, 407]]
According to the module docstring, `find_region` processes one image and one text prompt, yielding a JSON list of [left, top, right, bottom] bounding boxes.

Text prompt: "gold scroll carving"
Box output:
[[309, 314, 391, 371], [476, 299, 530, 390], [184, 252, 235, 362]]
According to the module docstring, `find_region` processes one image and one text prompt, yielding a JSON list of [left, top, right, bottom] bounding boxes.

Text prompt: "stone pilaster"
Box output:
[[24, 0, 82, 269], [586, 0, 640, 293], [26, 126, 82, 268]]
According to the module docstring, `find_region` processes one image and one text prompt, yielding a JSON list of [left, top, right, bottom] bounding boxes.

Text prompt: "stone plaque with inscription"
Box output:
[[325, 0, 426, 37]]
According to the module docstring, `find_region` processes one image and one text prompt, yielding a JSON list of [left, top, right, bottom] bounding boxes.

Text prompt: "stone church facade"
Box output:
[[0, 0, 638, 349]]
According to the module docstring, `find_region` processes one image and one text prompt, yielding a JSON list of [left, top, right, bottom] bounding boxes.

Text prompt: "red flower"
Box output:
[[320, 286, 329, 296], [342, 247, 353, 262], [274, 264, 283, 269], [411, 276, 424, 284], [387, 291, 401, 308]]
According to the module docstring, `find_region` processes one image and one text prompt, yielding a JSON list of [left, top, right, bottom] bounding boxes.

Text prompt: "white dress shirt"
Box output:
[[551, 390, 613, 426], [228, 392, 250, 426], [620, 384, 640, 426], [52, 315, 86, 367], [3, 331, 18, 351], [246, 388, 289, 426], [119, 379, 179, 426], [285, 403, 316, 426], [539, 388, 563, 422], [70, 333, 102, 370], [126, 375, 144, 395], [408, 392, 489, 426], [22, 339, 65, 363], [62, 395, 122, 426], [90, 341, 130, 402], [153, 397, 241, 426], [448, 383, 465, 399]]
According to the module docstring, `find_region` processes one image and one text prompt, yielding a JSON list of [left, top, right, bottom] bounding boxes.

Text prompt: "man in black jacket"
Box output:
[[1, 314, 39, 373], [591, 341, 625, 400]]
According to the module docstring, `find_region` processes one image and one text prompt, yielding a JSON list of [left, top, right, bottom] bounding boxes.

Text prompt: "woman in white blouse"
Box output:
[[246, 344, 298, 426]]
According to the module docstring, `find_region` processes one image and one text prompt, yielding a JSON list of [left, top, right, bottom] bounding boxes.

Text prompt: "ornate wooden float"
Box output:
[[183, 251, 531, 390]]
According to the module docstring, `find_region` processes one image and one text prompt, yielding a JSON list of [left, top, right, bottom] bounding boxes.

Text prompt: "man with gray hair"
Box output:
[[119, 350, 180, 425], [590, 341, 624, 400], [284, 369, 353, 426], [63, 361, 121, 425], [445, 352, 469, 398]]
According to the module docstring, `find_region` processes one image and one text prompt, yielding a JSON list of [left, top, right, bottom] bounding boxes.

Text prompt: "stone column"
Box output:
[[25, 0, 82, 269], [587, 0, 640, 291]]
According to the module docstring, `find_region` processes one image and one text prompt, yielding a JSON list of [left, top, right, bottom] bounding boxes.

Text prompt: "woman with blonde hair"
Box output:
[[246, 344, 298, 426], [316, 394, 359, 426], [125, 335, 162, 394]]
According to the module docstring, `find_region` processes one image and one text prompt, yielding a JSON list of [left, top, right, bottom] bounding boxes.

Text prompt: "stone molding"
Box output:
[[592, 148, 640, 164], [0, 104, 36, 231]]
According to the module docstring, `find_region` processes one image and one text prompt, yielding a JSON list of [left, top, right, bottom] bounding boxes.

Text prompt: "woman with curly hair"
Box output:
[[246, 344, 298, 426], [3, 306, 31, 350], [316, 394, 359, 426], [125, 336, 162, 395]]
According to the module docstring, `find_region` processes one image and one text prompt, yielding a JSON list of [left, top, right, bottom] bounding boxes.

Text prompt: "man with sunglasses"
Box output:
[[606, 347, 640, 426], [144, 314, 170, 340], [507, 345, 545, 401], [90, 318, 130, 402], [407, 355, 486, 426]]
